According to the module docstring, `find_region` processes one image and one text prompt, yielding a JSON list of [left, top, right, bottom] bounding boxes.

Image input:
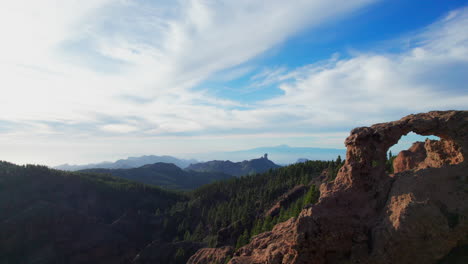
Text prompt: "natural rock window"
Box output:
[[197, 111, 467, 264], [387, 132, 464, 174]]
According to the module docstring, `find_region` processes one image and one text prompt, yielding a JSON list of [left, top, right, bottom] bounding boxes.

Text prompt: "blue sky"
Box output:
[[0, 0, 467, 165]]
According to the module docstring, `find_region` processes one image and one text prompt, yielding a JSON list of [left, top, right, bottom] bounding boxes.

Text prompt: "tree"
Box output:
[[303, 185, 318, 206], [236, 229, 250, 249], [386, 151, 396, 174], [250, 219, 263, 237], [336, 155, 342, 165], [261, 216, 273, 232], [192, 222, 204, 240], [183, 230, 191, 241], [174, 248, 185, 263]]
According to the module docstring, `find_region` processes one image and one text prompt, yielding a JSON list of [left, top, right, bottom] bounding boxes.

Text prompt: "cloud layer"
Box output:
[[259, 8, 468, 127], [0, 1, 467, 165]]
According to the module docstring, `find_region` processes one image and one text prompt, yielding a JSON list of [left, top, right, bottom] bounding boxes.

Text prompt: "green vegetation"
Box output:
[[81, 162, 233, 190], [386, 151, 396, 174], [241, 184, 320, 248], [186, 157, 281, 176], [0, 161, 184, 223], [0, 161, 187, 264], [0, 157, 344, 264], [164, 157, 344, 250]]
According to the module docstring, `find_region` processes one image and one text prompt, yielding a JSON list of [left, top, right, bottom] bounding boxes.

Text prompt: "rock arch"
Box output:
[[333, 111, 467, 190], [224, 111, 467, 264]]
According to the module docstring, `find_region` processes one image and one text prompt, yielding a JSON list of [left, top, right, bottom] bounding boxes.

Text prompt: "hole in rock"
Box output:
[[388, 132, 440, 157], [386, 132, 443, 174]]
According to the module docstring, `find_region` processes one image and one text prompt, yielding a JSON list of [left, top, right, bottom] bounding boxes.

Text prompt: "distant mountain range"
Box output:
[[55, 155, 197, 171], [191, 145, 346, 165], [79, 156, 281, 189], [296, 158, 310, 163], [186, 154, 281, 176], [54, 145, 345, 172], [80, 162, 232, 190]]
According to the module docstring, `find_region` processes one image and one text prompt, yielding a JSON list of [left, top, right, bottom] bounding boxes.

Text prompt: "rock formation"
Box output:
[[187, 246, 235, 264], [393, 138, 464, 173], [392, 141, 427, 173], [190, 110, 468, 264]]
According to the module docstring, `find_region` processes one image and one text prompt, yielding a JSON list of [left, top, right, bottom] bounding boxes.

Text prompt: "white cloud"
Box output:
[[0, 0, 376, 132], [100, 124, 139, 134], [2, 1, 466, 165], [256, 7, 468, 127]]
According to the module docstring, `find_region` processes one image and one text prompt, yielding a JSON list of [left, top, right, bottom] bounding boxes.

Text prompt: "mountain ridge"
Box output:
[[55, 155, 198, 171], [80, 162, 233, 190], [191, 145, 346, 164], [54, 145, 346, 171], [186, 155, 281, 176]]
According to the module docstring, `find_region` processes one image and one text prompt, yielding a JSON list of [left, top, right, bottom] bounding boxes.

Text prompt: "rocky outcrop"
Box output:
[[392, 141, 427, 173], [187, 246, 235, 264], [231, 218, 298, 264], [369, 164, 467, 263], [210, 110, 468, 264], [393, 138, 463, 173]]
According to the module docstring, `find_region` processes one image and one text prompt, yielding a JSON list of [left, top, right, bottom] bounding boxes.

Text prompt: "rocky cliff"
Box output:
[[189, 110, 468, 264]]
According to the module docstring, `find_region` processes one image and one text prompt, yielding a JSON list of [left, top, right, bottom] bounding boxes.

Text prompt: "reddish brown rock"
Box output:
[[230, 218, 298, 264], [423, 138, 464, 168], [393, 138, 464, 173], [369, 164, 467, 263], [393, 141, 427, 173], [213, 110, 468, 264], [187, 246, 234, 264]]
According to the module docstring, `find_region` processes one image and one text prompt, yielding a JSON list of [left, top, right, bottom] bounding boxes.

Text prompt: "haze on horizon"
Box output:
[[1, 0, 467, 166]]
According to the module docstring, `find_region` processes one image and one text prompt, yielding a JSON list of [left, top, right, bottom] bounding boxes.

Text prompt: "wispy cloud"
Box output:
[[254, 7, 468, 126], [0, 0, 376, 132], [1, 1, 466, 165]]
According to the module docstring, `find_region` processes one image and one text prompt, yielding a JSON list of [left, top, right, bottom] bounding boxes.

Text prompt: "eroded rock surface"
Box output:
[[191, 111, 468, 264], [393, 141, 427, 173], [393, 138, 464, 173], [231, 218, 298, 264], [186, 246, 235, 264]]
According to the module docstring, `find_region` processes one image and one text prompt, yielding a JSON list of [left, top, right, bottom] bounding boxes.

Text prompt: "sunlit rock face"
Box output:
[[200, 111, 468, 264], [187, 246, 235, 264]]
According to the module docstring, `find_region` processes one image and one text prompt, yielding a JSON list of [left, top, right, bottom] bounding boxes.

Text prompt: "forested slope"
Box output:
[[81, 162, 233, 190], [0, 158, 344, 264], [0, 161, 185, 264], [186, 156, 281, 176]]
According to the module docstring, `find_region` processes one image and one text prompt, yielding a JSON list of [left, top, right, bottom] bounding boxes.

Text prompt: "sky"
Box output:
[[0, 0, 467, 166]]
